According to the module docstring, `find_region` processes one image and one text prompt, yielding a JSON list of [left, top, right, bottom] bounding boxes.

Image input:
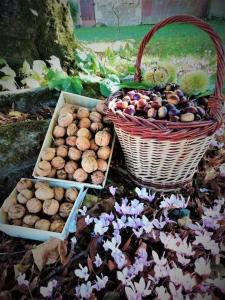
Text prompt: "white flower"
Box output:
[[194, 257, 211, 276], [80, 281, 93, 299], [109, 186, 117, 196], [17, 273, 29, 287], [169, 265, 196, 292], [206, 278, 225, 293], [40, 280, 57, 298], [219, 163, 225, 177], [193, 231, 219, 255], [152, 251, 167, 266], [85, 215, 94, 225], [117, 267, 134, 285], [155, 286, 170, 300], [93, 274, 108, 291], [160, 194, 188, 209], [79, 206, 87, 216], [169, 282, 183, 299], [71, 236, 77, 245], [176, 253, 190, 266], [135, 187, 155, 202], [160, 232, 194, 256], [142, 215, 154, 233], [125, 278, 152, 300], [132, 227, 143, 238], [94, 219, 109, 235], [74, 264, 89, 281], [94, 253, 103, 268]]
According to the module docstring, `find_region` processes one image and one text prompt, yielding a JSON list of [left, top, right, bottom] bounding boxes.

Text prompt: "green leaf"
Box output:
[[106, 74, 120, 83], [78, 72, 101, 83], [0, 58, 7, 65], [100, 79, 120, 97], [62, 76, 83, 94]]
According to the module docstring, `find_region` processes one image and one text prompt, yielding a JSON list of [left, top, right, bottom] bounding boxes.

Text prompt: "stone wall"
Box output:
[[94, 0, 142, 26]]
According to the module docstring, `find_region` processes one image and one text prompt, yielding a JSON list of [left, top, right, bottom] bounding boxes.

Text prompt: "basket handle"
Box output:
[[134, 15, 225, 99]]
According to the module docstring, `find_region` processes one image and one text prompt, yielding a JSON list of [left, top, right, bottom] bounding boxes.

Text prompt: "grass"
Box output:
[[76, 20, 225, 58]]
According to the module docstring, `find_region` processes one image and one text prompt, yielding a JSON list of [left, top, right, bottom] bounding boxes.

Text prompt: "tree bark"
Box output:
[[0, 0, 76, 70]]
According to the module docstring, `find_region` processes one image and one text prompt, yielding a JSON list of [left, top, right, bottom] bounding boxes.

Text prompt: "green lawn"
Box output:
[[76, 20, 225, 58]]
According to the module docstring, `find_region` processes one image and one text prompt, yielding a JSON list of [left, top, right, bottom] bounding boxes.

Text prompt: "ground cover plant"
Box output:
[[0, 124, 225, 299]]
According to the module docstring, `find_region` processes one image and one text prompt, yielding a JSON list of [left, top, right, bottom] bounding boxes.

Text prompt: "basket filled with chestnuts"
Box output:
[[0, 178, 87, 241], [33, 92, 115, 189], [107, 15, 225, 191]]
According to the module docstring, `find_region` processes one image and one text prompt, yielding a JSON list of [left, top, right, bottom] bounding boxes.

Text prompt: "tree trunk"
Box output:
[[0, 0, 76, 70]]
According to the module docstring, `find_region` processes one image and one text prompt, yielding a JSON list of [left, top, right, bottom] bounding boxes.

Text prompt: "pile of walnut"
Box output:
[[35, 102, 112, 185], [2, 179, 78, 232]]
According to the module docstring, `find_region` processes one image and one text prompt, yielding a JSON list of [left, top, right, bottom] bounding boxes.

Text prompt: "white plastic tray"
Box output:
[[0, 178, 87, 241], [33, 91, 115, 189]]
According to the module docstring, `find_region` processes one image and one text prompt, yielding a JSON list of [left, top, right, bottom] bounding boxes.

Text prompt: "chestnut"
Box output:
[[158, 106, 168, 119]]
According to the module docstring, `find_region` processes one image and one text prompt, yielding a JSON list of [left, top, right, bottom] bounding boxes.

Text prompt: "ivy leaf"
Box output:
[[78, 72, 101, 83], [100, 78, 120, 97], [21, 60, 31, 76], [47, 70, 67, 90], [106, 74, 120, 83]]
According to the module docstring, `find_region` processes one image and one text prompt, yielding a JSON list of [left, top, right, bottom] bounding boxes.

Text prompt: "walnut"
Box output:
[[65, 188, 78, 203], [10, 219, 23, 226], [77, 107, 89, 119], [96, 102, 107, 115], [97, 146, 111, 160], [60, 104, 76, 115], [97, 159, 108, 172], [68, 147, 82, 161], [36, 161, 52, 177], [53, 138, 65, 146], [17, 193, 29, 204], [58, 112, 73, 127], [76, 137, 90, 151], [34, 181, 49, 190], [35, 186, 54, 200], [89, 111, 102, 122], [20, 189, 33, 200], [91, 171, 105, 185], [79, 118, 91, 129], [59, 202, 73, 218], [43, 199, 59, 216], [48, 167, 57, 178], [53, 125, 66, 138], [50, 219, 65, 232], [90, 139, 99, 151], [66, 136, 77, 146], [41, 148, 56, 161], [56, 169, 67, 180], [16, 179, 33, 192], [73, 168, 88, 182], [77, 128, 92, 140], [90, 122, 103, 133], [65, 161, 78, 174], [95, 130, 111, 147], [51, 156, 65, 169], [56, 145, 68, 157], [82, 150, 97, 159], [67, 123, 78, 136], [81, 157, 98, 173], [8, 204, 26, 219], [35, 219, 50, 231], [26, 198, 42, 213], [23, 215, 40, 226], [53, 187, 64, 201], [2, 194, 17, 213]]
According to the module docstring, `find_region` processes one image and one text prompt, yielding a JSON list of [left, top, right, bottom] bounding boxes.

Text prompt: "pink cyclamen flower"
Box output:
[[17, 273, 29, 287], [109, 186, 118, 196], [135, 187, 155, 202], [94, 253, 103, 268], [194, 257, 211, 276], [93, 274, 108, 291], [74, 264, 89, 281], [40, 279, 57, 298]]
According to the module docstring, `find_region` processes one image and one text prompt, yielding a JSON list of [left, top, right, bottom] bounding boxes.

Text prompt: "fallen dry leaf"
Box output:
[[32, 238, 68, 271], [14, 264, 30, 278], [203, 167, 218, 184]]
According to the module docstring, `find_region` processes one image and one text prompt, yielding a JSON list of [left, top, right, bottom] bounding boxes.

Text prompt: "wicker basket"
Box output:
[[107, 15, 225, 191]]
